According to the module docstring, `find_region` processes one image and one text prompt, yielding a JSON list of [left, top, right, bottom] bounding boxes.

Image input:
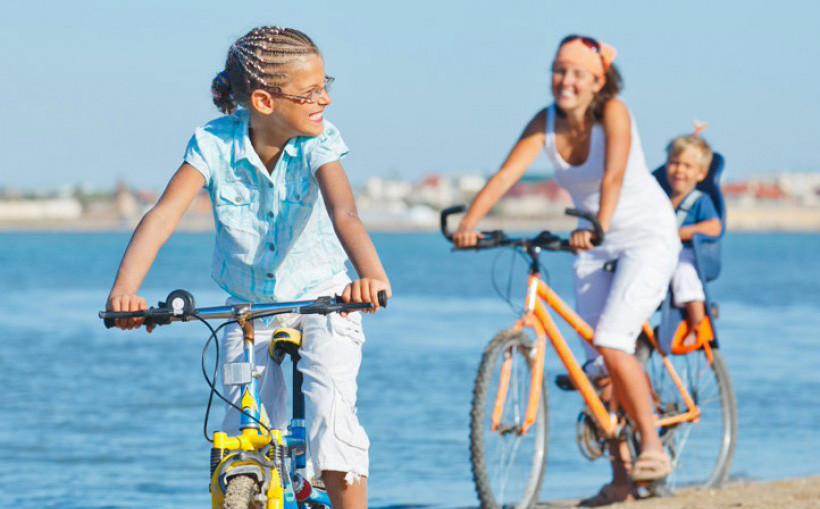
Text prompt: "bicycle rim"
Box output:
[[641, 345, 737, 489], [470, 329, 548, 509]]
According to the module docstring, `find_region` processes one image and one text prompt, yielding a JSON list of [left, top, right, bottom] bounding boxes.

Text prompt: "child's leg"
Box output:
[[682, 300, 706, 346], [672, 249, 707, 347], [298, 312, 368, 509], [322, 472, 367, 509]]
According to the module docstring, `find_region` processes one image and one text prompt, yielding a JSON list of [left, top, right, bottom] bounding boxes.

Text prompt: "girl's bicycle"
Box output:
[[100, 289, 387, 509], [440, 206, 736, 509]]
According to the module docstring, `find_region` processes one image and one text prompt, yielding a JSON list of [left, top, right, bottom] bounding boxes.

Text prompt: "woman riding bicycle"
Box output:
[[453, 34, 680, 506]]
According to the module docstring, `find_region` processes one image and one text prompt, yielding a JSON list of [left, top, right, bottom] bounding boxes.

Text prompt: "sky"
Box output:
[[1, 0, 818, 192]]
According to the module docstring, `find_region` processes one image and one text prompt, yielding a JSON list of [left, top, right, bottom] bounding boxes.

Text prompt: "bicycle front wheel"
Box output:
[[638, 342, 737, 490], [223, 474, 263, 509], [470, 328, 548, 509]]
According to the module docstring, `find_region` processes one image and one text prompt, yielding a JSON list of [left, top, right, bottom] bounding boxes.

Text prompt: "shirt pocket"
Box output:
[[282, 174, 314, 230], [329, 312, 365, 345], [214, 184, 257, 234]]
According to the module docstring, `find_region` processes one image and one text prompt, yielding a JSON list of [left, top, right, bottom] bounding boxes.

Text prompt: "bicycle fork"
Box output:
[[210, 316, 289, 508]]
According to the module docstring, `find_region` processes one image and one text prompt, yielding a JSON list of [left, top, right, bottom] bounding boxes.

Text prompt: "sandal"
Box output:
[[630, 450, 672, 482], [578, 483, 636, 507]]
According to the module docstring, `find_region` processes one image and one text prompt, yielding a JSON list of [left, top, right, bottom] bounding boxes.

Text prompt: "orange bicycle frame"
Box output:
[[490, 273, 703, 437]]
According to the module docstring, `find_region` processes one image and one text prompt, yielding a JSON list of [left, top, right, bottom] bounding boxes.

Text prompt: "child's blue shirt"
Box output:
[[183, 108, 349, 302], [673, 189, 720, 247]]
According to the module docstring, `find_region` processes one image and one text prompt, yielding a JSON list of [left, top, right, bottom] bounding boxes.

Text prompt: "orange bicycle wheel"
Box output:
[[470, 328, 549, 509], [636, 338, 737, 491]]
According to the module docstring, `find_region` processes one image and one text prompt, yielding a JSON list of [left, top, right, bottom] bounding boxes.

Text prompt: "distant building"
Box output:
[[412, 173, 454, 208], [496, 173, 571, 217], [0, 197, 82, 221]]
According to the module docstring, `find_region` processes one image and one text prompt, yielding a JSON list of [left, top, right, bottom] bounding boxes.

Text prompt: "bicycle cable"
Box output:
[[491, 247, 524, 315], [195, 315, 224, 442], [490, 245, 551, 316], [196, 316, 275, 441]]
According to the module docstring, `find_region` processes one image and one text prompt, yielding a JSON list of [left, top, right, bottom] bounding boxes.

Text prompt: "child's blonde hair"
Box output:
[[666, 134, 713, 170], [211, 26, 321, 114]]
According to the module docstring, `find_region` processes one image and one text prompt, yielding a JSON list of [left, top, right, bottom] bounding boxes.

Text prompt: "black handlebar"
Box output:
[[101, 289, 388, 329], [439, 205, 604, 251]]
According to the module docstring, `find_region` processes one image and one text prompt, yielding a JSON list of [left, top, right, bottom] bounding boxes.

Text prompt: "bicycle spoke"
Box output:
[[639, 345, 736, 490]]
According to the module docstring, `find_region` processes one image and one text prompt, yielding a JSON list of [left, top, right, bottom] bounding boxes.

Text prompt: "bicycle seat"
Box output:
[[269, 328, 303, 364]]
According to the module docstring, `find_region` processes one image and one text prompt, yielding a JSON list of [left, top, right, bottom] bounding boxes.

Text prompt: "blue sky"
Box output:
[[1, 0, 818, 192]]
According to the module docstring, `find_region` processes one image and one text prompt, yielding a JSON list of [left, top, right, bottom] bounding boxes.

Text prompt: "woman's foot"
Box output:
[[630, 449, 672, 482], [578, 482, 636, 507]]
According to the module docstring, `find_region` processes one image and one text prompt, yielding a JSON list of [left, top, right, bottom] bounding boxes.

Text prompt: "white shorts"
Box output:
[[220, 274, 369, 481], [671, 247, 705, 307], [574, 238, 679, 358]]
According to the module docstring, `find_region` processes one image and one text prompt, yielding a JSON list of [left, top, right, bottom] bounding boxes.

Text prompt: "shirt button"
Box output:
[[268, 182, 273, 188], [234, 196, 242, 204], [268, 243, 275, 251], [266, 273, 274, 279], [267, 211, 273, 219], [295, 193, 301, 200]]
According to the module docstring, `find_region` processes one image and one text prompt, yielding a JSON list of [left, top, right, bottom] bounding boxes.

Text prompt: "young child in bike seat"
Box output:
[[105, 26, 390, 508], [664, 134, 722, 346]]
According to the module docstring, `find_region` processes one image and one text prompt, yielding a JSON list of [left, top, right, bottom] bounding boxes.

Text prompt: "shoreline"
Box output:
[[1, 221, 819, 233], [2, 202, 820, 233], [539, 474, 820, 508]]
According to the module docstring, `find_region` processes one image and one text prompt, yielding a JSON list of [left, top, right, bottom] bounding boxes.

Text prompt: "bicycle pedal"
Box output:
[[555, 374, 577, 391], [633, 478, 671, 498]]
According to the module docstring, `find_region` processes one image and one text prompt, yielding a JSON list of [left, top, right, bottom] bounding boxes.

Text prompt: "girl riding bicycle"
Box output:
[[105, 25, 390, 509], [453, 35, 680, 506]]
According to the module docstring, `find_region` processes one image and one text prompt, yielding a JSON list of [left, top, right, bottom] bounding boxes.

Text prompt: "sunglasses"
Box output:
[[559, 34, 602, 54]]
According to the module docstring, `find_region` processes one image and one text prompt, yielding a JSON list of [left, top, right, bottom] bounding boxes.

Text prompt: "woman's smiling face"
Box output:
[[551, 59, 602, 114]]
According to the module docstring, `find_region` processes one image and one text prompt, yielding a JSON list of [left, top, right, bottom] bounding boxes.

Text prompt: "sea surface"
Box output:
[[0, 230, 818, 508]]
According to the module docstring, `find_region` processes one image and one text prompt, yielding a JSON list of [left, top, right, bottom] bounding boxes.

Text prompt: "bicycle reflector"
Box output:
[[223, 362, 253, 386]]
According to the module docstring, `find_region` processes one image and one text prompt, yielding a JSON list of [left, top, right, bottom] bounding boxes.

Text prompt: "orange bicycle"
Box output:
[[441, 206, 736, 509]]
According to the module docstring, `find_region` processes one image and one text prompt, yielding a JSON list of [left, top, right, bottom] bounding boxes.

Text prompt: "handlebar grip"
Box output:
[[377, 290, 388, 308], [440, 205, 467, 240], [99, 309, 166, 329], [564, 208, 605, 246]]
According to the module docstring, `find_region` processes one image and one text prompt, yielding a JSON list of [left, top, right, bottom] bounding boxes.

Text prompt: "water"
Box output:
[[0, 230, 818, 508]]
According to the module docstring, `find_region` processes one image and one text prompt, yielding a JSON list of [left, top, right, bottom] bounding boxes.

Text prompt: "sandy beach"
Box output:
[[540, 475, 820, 508]]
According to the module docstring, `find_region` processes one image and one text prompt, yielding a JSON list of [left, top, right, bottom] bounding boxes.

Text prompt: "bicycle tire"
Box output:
[[223, 474, 264, 509], [637, 340, 737, 490], [470, 328, 549, 509]]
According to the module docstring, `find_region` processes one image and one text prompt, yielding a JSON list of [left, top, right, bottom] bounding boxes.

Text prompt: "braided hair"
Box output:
[[211, 26, 321, 114]]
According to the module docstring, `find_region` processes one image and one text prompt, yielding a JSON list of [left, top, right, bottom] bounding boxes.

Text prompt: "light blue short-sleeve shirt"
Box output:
[[183, 108, 350, 302]]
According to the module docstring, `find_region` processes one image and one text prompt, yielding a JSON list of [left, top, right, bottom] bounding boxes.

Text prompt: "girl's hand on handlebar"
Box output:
[[106, 293, 155, 332], [341, 278, 392, 315], [569, 229, 597, 251], [452, 227, 484, 248]]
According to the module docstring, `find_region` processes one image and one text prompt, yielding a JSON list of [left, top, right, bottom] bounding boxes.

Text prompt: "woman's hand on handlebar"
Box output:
[[568, 229, 599, 251], [341, 278, 392, 314], [452, 226, 484, 248], [106, 292, 155, 332]]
